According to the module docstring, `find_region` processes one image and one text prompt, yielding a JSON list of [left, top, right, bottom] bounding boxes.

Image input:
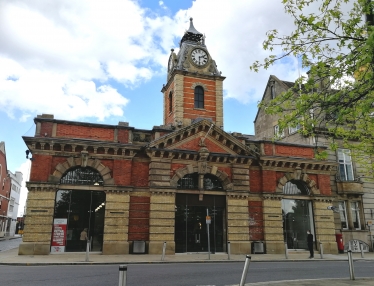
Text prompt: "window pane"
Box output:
[[339, 201, 348, 229], [351, 202, 360, 229]]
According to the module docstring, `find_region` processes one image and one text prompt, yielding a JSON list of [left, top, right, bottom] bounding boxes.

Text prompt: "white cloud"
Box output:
[[0, 0, 304, 121]]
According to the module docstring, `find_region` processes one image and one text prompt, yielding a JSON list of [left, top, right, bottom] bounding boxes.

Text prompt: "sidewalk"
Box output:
[[0, 241, 373, 286]]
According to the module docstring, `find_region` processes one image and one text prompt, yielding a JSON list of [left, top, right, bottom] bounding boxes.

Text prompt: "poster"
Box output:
[[51, 218, 67, 253]]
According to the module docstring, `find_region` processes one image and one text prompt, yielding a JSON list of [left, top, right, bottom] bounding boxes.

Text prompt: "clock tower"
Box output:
[[161, 18, 225, 129]]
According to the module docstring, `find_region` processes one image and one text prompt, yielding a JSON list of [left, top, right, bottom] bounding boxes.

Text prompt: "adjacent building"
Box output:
[[0, 142, 11, 238], [255, 75, 374, 252], [20, 19, 340, 256], [7, 170, 23, 236]]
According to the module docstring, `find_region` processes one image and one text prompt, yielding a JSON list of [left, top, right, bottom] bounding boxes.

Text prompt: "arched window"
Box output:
[[194, 86, 204, 108], [169, 92, 173, 113], [177, 172, 223, 190], [60, 167, 104, 185], [283, 179, 310, 195]]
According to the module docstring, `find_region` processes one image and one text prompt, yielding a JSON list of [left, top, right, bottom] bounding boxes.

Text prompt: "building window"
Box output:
[[351, 201, 361, 230], [194, 86, 204, 108], [270, 85, 275, 99], [60, 167, 103, 185], [288, 123, 301, 134], [168, 92, 173, 113], [177, 172, 223, 190], [338, 201, 348, 230], [337, 149, 354, 181], [274, 125, 285, 138]]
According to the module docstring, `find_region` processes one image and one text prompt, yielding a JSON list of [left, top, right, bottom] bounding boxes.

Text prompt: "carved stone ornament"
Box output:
[[198, 146, 209, 174], [81, 151, 89, 168]]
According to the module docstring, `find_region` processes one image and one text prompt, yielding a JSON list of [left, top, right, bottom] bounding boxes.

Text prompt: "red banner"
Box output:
[[51, 218, 67, 253]]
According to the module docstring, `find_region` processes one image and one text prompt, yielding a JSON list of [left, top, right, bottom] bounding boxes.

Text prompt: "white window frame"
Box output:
[[288, 123, 301, 135], [274, 125, 285, 138], [337, 149, 354, 181], [350, 201, 361, 230], [338, 201, 348, 230]]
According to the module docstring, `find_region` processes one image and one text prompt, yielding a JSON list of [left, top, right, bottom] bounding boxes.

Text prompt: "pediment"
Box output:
[[147, 119, 256, 157]]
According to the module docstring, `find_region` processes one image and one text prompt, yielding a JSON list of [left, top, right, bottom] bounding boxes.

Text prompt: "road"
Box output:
[[0, 261, 374, 286]]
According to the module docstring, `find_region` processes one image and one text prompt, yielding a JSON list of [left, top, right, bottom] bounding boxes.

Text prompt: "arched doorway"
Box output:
[[52, 167, 106, 252], [282, 179, 314, 250]]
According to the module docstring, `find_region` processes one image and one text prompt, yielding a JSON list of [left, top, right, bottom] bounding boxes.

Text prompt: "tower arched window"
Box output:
[[169, 91, 173, 113], [194, 86, 204, 108]]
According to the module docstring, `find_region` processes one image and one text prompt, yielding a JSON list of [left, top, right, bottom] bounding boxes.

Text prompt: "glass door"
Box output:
[[175, 194, 225, 253], [53, 190, 105, 252], [282, 199, 314, 249]]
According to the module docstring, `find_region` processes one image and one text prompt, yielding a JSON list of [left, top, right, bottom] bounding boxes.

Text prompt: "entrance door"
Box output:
[[53, 190, 106, 252], [175, 194, 225, 253], [282, 199, 314, 249]]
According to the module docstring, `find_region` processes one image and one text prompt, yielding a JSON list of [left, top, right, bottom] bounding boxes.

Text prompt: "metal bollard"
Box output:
[[118, 265, 127, 286], [239, 255, 251, 286], [285, 243, 288, 259], [228, 241, 231, 260], [360, 243, 364, 258], [85, 240, 90, 262], [347, 250, 355, 280], [161, 241, 167, 261], [319, 241, 324, 259]]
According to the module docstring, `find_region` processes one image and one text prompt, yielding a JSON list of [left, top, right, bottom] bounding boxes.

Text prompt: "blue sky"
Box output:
[[0, 0, 303, 215]]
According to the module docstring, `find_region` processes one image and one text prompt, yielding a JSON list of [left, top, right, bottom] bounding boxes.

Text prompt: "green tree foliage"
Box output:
[[251, 0, 374, 176]]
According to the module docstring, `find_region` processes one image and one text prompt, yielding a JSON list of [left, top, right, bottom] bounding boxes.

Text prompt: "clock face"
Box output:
[[191, 48, 208, 66]]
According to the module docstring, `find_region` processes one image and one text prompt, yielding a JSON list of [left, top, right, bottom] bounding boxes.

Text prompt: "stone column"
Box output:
[[148, 193, 175, 254], [227, 197, 250, 254], [18, 188, 56, 255], [263, 197, 284, 254], [102, 192, 130, 254], [313, 200, 338, 254]]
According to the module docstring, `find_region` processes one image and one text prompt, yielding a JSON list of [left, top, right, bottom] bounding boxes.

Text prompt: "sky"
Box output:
[[0, 0, 303, 216]]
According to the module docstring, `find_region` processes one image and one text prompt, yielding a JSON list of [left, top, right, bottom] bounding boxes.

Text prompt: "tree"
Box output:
[[251, 0, 374, 176]]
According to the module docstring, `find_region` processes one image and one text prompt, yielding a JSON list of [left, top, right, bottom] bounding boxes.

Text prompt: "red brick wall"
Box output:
[[128, 196, 150, 241], [183, 77, 217, 122], [249, 170, 262, 193], [177, 137, 227, 153], [113, 160, 132, 185], [131, 161, 149, 187], [248, 200, 264, 241], [262, 170, 277, 193], [39, 122, 54, 137], [171, 163, 186, 177], [30, 154, 52, 181], [263, 143, 273, 155], [56, 124, 114, 141], [275, 145, 314, 158], [317, 174, 331, 195], [117, 129, 129, 143], [0, 149, 10, 215]]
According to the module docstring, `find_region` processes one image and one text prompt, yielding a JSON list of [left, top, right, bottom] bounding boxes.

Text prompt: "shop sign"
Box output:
[[51, 218, 67, 253]]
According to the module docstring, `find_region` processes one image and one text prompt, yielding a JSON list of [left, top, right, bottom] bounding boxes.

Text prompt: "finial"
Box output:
[[171, 48, 174, 53], [190, 17, 193, 22]]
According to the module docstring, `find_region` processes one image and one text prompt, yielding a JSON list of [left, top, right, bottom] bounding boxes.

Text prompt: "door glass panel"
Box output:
[[282, 199, 313, 250], [53, 190, 105, 252], [175, 194, 225, 253]]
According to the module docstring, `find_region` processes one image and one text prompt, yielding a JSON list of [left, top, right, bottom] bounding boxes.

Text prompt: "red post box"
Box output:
[[335, 233, 344, 253]]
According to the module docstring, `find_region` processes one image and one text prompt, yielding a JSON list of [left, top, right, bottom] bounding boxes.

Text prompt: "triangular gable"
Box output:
[[147, 119, 256, 157]]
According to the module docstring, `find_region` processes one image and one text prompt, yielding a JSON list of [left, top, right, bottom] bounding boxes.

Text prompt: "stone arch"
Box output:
[[191, 82, 208, 91], [276, 168, 319, 195], [49, 156, 114, 185], [170, 165, 232, 191]]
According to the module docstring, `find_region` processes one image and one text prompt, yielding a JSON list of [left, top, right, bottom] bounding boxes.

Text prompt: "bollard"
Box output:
[[228, 241, 231, 260], [319, 241, 324, 259], [85, 240, 90, 262], [360, 243, 364, 258], [347, 250, 355, 280], [284, 243, 288, 259], [118, 265, 127, 286], [239, 255, 251, 286], [161, 241, 167, 261]]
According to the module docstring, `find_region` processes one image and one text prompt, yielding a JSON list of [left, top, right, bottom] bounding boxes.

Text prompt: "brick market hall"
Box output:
[[19, 19, 339, 256]]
